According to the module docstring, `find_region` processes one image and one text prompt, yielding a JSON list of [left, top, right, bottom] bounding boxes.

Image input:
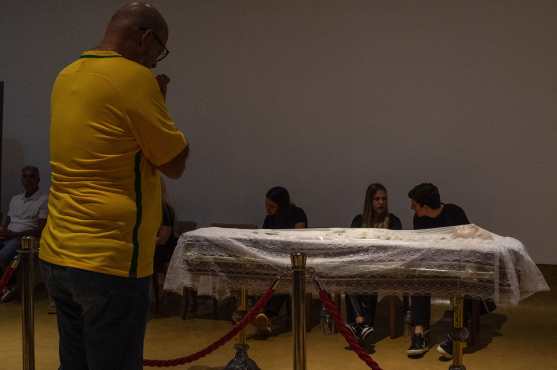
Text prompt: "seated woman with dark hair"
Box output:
[[262, 186, 307, 229], [254, 186, 307, 338], [346, 183, 402, 344]]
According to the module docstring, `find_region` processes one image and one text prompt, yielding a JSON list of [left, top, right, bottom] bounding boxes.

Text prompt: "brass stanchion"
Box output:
[[224, 287, 260, 370], [449, 296, 468, 370], [291, 253, 307, 370], [20, 236, 36, 370]]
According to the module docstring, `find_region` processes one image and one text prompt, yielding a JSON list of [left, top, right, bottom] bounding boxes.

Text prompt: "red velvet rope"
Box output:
[[0, 256, 19, 293], [144, 283, 276, 367], [318, 287, 384, 370]]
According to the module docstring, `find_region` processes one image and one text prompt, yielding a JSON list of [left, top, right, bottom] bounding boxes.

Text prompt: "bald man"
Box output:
[[39, 2, 188, 369]]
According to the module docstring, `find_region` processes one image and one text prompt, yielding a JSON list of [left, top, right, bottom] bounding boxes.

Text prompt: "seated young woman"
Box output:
[[346, 183, 402, 344], [254, 186, 307, 338]]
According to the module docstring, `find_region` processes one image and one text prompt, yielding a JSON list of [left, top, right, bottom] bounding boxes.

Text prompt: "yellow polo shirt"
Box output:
[[40, 50, 187, 278]]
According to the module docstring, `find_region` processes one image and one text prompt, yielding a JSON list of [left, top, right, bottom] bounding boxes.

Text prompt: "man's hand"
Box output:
[[156, 74, 170, 99]]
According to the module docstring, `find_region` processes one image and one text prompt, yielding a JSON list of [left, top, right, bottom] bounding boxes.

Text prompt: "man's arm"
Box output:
[[128, 71, 189, 178], [156, 225, 172, 246], [0, 218, 46, 239], [158, 146, 189, 179]]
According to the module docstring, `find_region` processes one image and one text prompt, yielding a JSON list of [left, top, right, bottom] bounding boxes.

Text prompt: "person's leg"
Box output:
[[348, 294, 365, 324], [0, 239, 22, 302], [254, 294, 290, 338], [40, 261, 88, 370], [358, 294, 376, 341], [407, 295, 431, 356], [364, 294, 378, 327], [0, 238, 20, 268], [70, 269, 150, 370], [411, 295, 431, 333], [265, 294, 289, 317]]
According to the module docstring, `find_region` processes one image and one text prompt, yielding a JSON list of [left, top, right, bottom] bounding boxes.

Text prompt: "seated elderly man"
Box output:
[[0, 166, 48, 300]]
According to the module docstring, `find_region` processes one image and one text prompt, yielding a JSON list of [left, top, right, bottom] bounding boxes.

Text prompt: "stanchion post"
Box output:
[[238, 287, 248, 346], [449, 296, 467, 370], [20, 236, 36, 370], [291, 253, 307, 370], [224, 286, 260, 370]]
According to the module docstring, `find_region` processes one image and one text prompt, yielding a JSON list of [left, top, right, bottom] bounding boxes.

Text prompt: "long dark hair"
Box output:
[[362, 183, 389, 227], [266, 186, 291, 213]]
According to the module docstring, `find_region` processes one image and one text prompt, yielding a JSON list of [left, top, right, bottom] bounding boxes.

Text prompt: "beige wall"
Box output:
[[2, 1, 556, 263]]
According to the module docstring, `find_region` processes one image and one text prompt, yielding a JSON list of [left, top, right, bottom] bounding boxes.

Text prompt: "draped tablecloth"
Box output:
[[164, 224, 549, 304]]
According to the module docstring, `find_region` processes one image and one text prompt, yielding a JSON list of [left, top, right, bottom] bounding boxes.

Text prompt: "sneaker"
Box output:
[[345, 323, 360, 338], [360, 325, 375, 342], [252, 313, 271, 339], [407, 333, 429, 356], [0, 287, 16, 303], [437, 337, 453, 359]]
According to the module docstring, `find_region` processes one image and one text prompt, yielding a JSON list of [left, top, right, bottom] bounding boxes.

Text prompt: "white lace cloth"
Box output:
[[163, 225, 549, 305]]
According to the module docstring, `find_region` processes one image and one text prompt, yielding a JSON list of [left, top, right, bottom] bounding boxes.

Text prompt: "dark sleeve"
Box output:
[[453, 205, 470, 225], [293, 207, 308, 227], [161, 204, 172, 226], [389, 214, 402, 230], [413, 214, 427, 230], [351, 214, 363, 228], [263, 215, 271, 229]]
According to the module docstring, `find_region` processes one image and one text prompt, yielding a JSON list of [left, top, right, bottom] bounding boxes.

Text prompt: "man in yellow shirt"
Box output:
[[39, 2, 188, 369]]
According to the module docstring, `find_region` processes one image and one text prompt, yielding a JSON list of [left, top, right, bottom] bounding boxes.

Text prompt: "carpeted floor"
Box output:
[[1, 265, 555, 370]]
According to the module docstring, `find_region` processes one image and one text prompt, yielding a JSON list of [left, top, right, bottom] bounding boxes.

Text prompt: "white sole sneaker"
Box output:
[[436, 344, 453, 359], [407, 347, 428, 356]]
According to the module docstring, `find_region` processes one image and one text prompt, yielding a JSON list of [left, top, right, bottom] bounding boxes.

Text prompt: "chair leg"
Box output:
[[389, 296, 396, 338], [305, 293, 313, 332], [181, 287, 192, 320], [212, 297, 219, 319]]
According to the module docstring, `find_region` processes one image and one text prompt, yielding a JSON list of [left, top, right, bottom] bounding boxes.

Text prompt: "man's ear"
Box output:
[[139, 29, 153, 48]]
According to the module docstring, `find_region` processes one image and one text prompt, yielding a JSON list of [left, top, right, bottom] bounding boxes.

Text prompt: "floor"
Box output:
[[1, 265, 556, 370]]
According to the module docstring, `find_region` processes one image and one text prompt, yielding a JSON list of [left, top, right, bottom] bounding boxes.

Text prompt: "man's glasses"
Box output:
[[139, 27, 170, 63]]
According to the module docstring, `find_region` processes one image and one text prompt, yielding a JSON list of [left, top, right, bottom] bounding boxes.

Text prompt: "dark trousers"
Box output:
[[411, 295, 495, 328], [346, 294, 378, 326], [265, 294, 290, 317], [40, 261, 151, 370], [0, 238, 20, 268]]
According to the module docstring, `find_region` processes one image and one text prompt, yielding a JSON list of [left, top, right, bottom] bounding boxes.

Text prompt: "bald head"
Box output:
[[99, 1, 169, 68], [108, 2, 167, 38]]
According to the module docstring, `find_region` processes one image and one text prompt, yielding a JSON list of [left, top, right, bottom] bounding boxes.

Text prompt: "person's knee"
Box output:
[[0, 238, 20, 266]]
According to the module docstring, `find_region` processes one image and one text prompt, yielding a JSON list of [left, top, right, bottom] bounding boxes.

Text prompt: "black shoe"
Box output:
[[407, 333, 429, 356], [360, 325, 375, 342], [346, 323, 360, 338], [437, 337, 453, 359], [0, 287, 16, 303]]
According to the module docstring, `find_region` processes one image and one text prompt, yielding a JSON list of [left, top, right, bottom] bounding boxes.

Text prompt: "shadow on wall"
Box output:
[[1, 138, 25, 217]]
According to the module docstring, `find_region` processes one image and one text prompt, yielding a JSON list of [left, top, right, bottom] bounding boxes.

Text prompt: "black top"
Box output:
[[413, 203, 469, 230], [154, 202, 178, 269], [263, 205, 308, 229], [351, 213, 402, 230], [160, 202, 177, 248]]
